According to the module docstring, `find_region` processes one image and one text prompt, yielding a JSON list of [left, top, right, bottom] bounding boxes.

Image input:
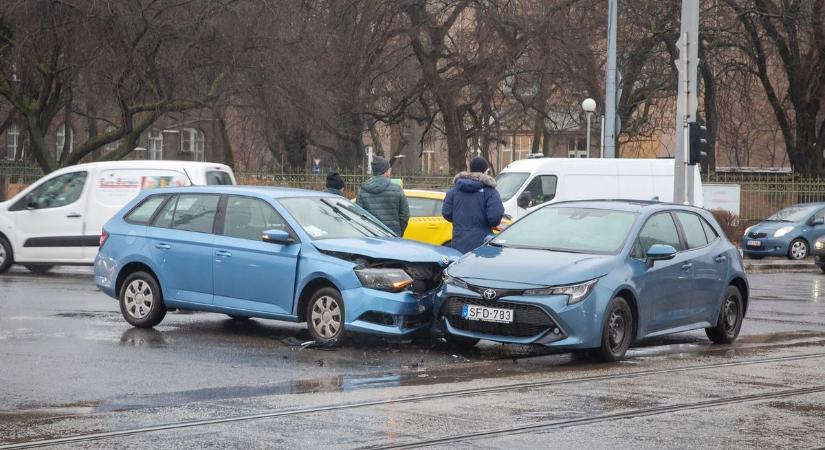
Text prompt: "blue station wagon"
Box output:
[[435, 200, 749, 361], [94, 186, 461, 344]]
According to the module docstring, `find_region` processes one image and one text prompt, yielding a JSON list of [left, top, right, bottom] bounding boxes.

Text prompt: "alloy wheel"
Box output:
[[123, 279, 154, 319], [790, 240, 807, 259], [310, 295, 342, 339]]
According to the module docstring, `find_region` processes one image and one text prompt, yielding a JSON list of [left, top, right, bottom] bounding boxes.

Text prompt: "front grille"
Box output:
[[442, 297, 556, 338], [748, 232, 767, 239]]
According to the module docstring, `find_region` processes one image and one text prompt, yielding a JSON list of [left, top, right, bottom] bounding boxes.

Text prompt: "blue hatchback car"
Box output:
[[435, 200, 748, 361], [741, 203, 825, 260], [95, 186, 460, 345]]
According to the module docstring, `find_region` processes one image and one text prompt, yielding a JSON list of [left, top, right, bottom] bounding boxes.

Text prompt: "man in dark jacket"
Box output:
[[442, 157, 504, 253], [324, 172, 345, 196], [356, 156, 410, 235]]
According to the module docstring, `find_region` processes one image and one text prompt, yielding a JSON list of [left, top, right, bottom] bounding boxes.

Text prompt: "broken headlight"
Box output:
[[443, 273, 469, 289], [354, 268, 413, 292]]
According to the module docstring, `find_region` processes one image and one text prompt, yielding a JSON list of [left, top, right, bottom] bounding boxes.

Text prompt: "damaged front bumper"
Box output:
[[341, 286, 437, 336]]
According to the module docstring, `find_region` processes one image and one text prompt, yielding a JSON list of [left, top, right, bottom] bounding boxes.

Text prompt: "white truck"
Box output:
[[496, 157, 703, 219], [0, 160, 235, 273]]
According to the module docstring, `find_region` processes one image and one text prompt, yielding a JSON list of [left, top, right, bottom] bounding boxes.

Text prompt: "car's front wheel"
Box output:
[[119, 271, 167, 328], [788, 238, 809, 260], [706, 285, 744, 344], [0, 235, 13, 274], [593, 297, 634, 362], [306, 287, 345, 346]]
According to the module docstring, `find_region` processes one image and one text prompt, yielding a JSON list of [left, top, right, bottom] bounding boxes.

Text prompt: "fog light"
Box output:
[[553, 328, 560, 335], [816, 241, 824, 250]]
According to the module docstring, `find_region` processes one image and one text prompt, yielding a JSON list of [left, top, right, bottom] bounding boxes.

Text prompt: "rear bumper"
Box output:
[[93, 253, 119, 299]]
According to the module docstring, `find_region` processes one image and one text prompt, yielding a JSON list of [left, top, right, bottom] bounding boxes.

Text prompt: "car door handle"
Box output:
[[215, 250, 232, 258], [714, 255, 727, 263], [66, 213, 82, 218], [154, 243, 171, 250], [681, 262, 693, 270]]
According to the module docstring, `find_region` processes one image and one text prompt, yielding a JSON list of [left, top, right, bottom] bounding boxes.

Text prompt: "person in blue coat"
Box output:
[[442, 157, 504, 253]]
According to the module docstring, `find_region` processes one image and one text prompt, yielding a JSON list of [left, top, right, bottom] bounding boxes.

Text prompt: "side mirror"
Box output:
[[262, 229, 294, 245], [517, 191, 533, 209], [25, 197, 38, 210], [645, 244, 677, 267]]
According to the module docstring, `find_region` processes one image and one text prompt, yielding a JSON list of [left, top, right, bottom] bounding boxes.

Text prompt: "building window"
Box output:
[[515, 134, 533, 160], [567, 137, 587, 158], [103, 126, 119, 154], [421, 149, 434, 174], [6, 122, 20, 160], [56, 124, 74, 161], [180, 128, 205, 161], [148, 128, 163, 160]]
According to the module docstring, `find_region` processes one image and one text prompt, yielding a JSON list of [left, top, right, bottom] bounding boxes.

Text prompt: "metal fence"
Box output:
[[704, 172, 825, 226], [235, 172, 455, 197], [0, 161, 43, 200]]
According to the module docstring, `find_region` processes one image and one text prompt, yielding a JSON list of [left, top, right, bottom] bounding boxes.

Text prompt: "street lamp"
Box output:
[[581, 98, 597, 158]]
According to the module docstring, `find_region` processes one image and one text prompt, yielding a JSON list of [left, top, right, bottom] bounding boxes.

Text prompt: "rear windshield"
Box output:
[[206, 171, 234, 185]]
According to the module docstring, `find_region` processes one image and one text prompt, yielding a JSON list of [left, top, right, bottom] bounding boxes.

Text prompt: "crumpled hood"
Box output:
[[447, 245, 616, 287], [314, 237, 462, 264], [361, 176, 392, 195]]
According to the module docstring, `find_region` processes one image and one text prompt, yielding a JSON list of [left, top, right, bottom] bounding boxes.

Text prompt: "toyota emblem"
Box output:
[[482, 289, 497, 300]]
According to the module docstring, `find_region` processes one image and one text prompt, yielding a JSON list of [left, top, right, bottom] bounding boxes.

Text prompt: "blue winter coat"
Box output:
[[442, 172, 505, 253]]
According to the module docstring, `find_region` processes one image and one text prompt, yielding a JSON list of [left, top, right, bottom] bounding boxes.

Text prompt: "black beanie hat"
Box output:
[[469, 156, 489, 173], [371, 156, 391, 176], [326, 172, 344, 189]]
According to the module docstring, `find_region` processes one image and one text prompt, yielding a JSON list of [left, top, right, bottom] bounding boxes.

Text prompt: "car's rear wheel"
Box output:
[[0, 236, 13, 274], [24, 264, 54, 275], [705, 285, 744, 344], [119, 271, 167, 328], [788, 238, 808, 260], [306, 287, 345, 346], [593, 297, 634, 362]]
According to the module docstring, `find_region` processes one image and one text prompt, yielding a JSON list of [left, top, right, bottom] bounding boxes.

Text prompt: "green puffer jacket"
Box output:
[[356, 176, 410, 235]]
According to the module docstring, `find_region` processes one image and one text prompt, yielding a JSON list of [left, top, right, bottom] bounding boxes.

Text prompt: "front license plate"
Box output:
[[747, 240, 762, 247], [462, 304, 513, 323]]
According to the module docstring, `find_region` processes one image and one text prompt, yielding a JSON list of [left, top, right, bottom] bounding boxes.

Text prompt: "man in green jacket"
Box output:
[[356, 156, 410, 235]]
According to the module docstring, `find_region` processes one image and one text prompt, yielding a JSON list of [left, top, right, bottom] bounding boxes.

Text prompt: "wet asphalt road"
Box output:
[[1, 268, 825, 448]]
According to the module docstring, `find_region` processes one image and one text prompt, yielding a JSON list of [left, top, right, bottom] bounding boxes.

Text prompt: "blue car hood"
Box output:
[[313, 237, 461, 263], [448, 245, 615, 287]]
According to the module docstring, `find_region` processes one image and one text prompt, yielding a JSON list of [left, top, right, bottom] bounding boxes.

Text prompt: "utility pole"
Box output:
[[674, 0, 700, 204], [603, 0, 618, 158]]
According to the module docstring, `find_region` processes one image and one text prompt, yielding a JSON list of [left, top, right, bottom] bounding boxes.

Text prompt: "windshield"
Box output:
[[279, 197, 395, 240], [491, 206, 638, 254], [767, 205, 818, 223], [496, 172, 529, 201]]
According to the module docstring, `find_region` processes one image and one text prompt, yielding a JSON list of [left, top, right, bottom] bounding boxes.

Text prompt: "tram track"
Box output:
[[3, 350, 825, 449]]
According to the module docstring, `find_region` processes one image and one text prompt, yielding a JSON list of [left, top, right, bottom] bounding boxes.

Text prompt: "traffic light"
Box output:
[[688, 122, 708, 165]]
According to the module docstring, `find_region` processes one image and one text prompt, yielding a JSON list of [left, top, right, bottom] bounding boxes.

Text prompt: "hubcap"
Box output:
[[310, 295, 341, 339], [124, 279, 154, 319], [723, 296, 739, 332], [608, 310, 627, 351], [791, 241, 807, 259]]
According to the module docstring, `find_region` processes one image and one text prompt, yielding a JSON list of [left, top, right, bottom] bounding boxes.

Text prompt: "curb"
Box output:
[[744, 262, 820, 274]]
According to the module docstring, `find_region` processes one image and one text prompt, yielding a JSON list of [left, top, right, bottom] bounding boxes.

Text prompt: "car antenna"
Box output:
[[182, 168, 197, 186]]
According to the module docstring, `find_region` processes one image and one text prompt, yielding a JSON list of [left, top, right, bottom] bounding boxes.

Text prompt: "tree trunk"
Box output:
[[280, 128, 309, 171], [214, 107, 234, 169], [441, 103, 468, 173], [531, 113, 544, 155], [336, 111, 364, 171]]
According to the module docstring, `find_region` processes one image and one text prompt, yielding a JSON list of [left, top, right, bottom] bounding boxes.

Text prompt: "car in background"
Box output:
[[435, 200, 748, 362], [741, 203, 825, 260], [95, 186, 461, 345], [403, 189, 510, 247], [0, 160, 235, 274]]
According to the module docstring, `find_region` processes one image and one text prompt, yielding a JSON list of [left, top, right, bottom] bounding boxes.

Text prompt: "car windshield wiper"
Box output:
[[320, 198, 380, 237], [322, 198, 392, 237]]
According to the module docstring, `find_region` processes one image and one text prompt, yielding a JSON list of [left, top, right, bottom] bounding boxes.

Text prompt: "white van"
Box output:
[[0, 160, 235, 273], [497, 158, 703, 219]]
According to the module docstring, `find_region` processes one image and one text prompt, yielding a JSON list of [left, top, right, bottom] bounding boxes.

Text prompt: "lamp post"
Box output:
[[581, 98, 597, 158]]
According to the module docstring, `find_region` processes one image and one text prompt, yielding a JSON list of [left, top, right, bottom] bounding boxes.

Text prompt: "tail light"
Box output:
[[99, 230, 109, 247]]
